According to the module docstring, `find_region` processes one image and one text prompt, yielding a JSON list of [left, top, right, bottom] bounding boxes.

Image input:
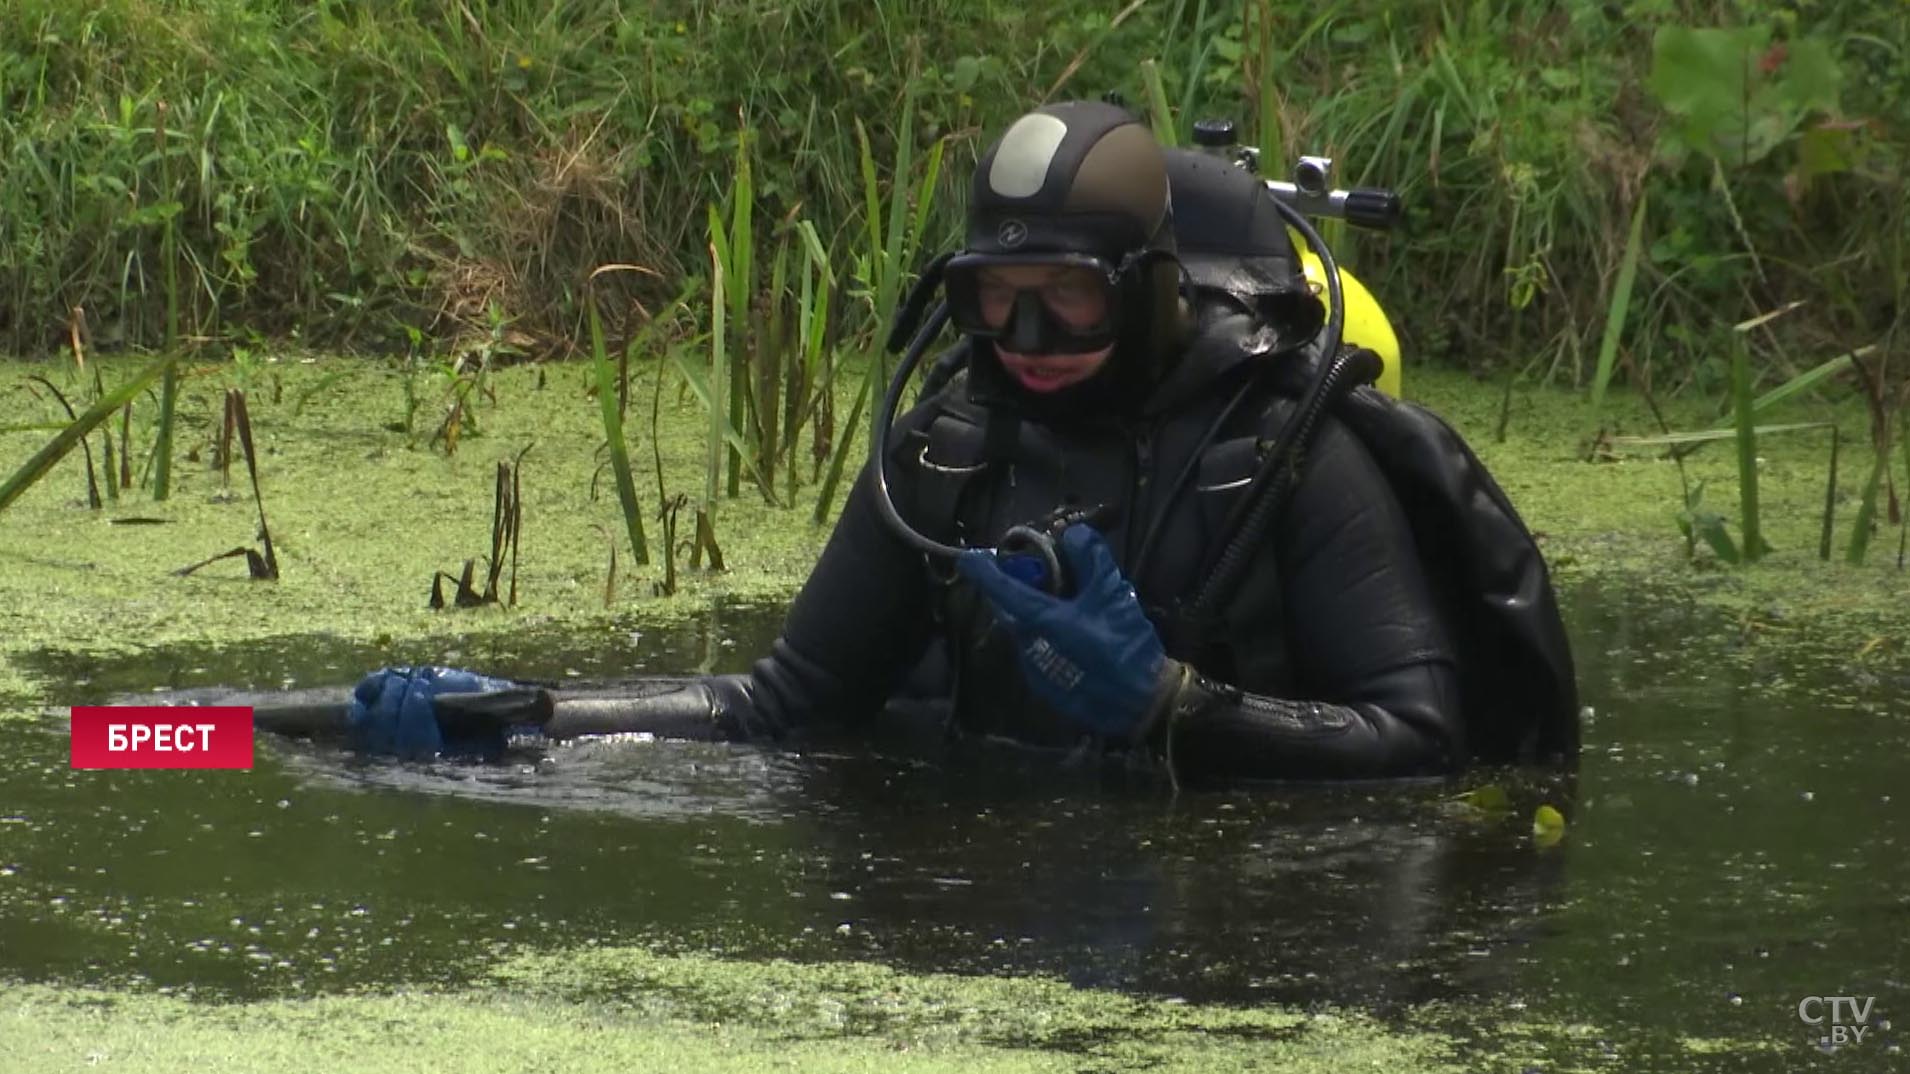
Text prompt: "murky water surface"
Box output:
[[1, 585, 1904, 1069]]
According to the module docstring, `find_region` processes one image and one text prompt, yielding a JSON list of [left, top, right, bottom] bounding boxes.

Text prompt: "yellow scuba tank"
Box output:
[[1298, 247, 1400, 398]]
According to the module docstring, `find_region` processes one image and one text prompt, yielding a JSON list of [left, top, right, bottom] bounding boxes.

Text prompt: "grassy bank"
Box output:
[[1, 0, 1903, 402]]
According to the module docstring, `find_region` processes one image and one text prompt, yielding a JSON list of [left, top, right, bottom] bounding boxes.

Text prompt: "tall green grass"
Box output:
[[811, 99, 946, 524], [3, 0, 1905, 571], [3, 0, 1899, 407]]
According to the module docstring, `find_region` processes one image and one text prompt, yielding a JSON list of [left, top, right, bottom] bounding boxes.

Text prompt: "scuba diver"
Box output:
[[343, 100, 1578, 782]]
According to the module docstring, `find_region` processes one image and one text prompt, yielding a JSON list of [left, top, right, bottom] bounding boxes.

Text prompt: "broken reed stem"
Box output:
[[220, 390, 237, 487], [228, 389, 279, 578], [1901, 422, 1910, 570], [651, 349, 676, 596], [118, 402, 132, 490], [27, 376, 102, 508], [692, 507, 725, 571], [656, 493, 688, 597], [484, 448, 528, 607], [67, 307, 86, 370], [510, 454, 522, 607], [152, 101, 179, 502], [488, 460, 509, 601], [428, 448, 531, 609], [603, 537, 617, 608], [91, 366, 117, 505], [100, 425, 118, 505], [1820, 426, 1839, 562]]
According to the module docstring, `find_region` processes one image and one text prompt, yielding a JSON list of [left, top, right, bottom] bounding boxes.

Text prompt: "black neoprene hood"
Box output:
[[965, 100, 1175, 261], [950, 100, 1187, 421]]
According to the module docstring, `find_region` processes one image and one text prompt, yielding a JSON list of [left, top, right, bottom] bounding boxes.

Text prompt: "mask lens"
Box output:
[[946, 257, 1117, 345], [1034, 274, 1109, 329]]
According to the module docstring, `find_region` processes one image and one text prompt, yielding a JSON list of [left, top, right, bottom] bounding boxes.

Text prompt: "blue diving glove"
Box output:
[[347, 666, 520, 759], [956, 524, 1174, 739]]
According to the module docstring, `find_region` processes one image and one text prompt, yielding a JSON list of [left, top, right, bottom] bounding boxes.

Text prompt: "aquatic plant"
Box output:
[[2, 1, 1899, 396], [790, 221, 840, 497], [20, 377, 104, 508], [1589, 191, 1650, 431], [1726, 332, 1769, 561], [0, 352, 176, 516], [697, 138, 782, 512], [1532, 803, 1566, 848], [1839, 345, 1910, 564], [426, 449, 527, 609], [1843, 412, 1895, 566], [1899, 428, 1910, 568], [586, 265, 658, 567], [813, 93, 945, 524], [174, 388, 277, 580], [1603, 279, 1888, 564]]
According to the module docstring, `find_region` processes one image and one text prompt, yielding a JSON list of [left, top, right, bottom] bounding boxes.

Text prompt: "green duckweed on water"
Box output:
[[0, 943, 1798, 1074], [3, 351, 1904, 716], [0, 353, 843, 712], [2, 353, 1905, 1073], [0, 945, 1467, 1074]]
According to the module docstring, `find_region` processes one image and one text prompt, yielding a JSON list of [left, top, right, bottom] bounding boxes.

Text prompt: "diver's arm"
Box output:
[[697, 458, 938, 739], [1153, 420, 1462, 780]]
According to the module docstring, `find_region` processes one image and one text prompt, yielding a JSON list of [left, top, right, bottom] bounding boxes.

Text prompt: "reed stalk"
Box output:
[[587, 266, 652, 566], [1729, 332, 1764, 562]]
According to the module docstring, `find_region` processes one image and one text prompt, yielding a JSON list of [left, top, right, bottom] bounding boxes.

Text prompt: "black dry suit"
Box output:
[[703, 313, 1486, 781], [693, 132, 1578, 782]]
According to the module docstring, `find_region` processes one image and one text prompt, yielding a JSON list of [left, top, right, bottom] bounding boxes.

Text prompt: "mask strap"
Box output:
[[1117, 246, 1176, 282]]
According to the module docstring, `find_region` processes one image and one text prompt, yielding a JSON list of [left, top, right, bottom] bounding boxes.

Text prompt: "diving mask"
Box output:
[[943, 252, 1137, 356]]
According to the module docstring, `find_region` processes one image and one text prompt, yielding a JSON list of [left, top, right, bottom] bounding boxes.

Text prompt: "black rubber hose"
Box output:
[[1129, 375, 1255, 576], [1184, 200, 1369, 619], [1188, 347, 1379, 618], [871, 300, 968, 561], [868, 302, 1070, 593]]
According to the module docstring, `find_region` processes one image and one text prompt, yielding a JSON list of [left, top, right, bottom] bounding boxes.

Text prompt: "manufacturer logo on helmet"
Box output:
[[996, 220, 1028, 248]]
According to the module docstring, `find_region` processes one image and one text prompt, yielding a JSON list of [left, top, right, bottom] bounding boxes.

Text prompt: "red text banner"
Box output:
[[70, 707, 255, 769]]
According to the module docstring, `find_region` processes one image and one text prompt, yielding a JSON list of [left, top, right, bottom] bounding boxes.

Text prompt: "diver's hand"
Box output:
[[956, 524, 1179, 740], [347, 666, 520, 759]]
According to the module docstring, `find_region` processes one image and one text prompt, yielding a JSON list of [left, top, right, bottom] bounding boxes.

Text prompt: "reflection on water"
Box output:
[[1, 585, 1905, 1069]]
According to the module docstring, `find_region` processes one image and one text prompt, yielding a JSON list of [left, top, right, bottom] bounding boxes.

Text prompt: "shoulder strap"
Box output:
[[898, 374, 997, 545]]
